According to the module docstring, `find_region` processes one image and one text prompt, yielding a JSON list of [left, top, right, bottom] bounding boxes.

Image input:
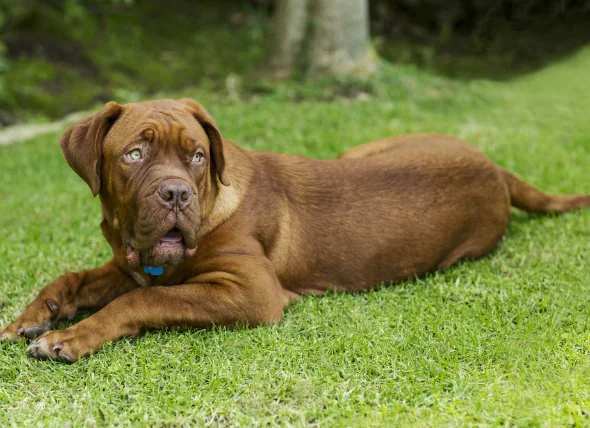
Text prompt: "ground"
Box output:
[[1, 45, 589, 425]]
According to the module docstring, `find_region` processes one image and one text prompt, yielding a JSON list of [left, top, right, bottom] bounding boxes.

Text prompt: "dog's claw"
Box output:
[[57, 351, 75, 364], [46, 299, 59, 313], [50, 342, 74, 363], [23, 326, 44, 339], [27, 340, 47, 360]]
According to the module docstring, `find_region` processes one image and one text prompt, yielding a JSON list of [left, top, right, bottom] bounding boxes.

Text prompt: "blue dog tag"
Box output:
[[143, 266, 164, 276]]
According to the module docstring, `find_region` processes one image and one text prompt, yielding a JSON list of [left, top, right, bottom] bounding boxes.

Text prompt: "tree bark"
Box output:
[[307, 0, 377, 75], [268, 0, 309, 75]]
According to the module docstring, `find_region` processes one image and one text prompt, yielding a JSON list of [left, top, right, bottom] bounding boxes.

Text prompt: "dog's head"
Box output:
[[60, 99, 230, 268]]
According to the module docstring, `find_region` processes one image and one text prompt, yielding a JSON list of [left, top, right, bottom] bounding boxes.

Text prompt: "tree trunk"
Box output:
[[307, 0, 377, 75], [268, 0, 309, 76]]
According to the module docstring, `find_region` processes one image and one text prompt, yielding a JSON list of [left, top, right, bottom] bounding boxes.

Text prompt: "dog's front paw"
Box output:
[[1, 320, 52, 343], [0, 301, 57, 342], [28, 325, 102, 363], [0, 327, 21, 343]]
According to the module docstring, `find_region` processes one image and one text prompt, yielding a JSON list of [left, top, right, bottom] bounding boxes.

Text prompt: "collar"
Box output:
[[143, 266, 164, 276]]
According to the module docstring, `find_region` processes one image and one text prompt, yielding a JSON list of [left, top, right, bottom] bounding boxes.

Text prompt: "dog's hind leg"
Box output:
[[438, 238, 499, 270], [338, 134, 466, 159], [338, 138, 405, 159], [438, 202, 510, 270]]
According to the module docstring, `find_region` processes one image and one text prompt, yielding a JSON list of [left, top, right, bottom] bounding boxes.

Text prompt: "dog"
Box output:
[[1, 99, 588, 362]]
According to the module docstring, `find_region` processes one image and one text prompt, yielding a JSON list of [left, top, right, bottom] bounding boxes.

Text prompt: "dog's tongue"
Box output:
[[160, 229, 183, 243]]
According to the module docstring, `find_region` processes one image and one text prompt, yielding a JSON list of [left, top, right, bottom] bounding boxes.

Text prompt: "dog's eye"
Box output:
[[126, 149, 142, 162], [192, 151, 205, 164]]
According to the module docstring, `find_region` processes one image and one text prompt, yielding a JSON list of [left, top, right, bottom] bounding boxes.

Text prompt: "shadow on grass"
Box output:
[[377, 12, 590, 81]]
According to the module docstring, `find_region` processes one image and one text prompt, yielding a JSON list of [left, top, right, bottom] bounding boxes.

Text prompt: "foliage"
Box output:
[[1, 0, 590, 124], [1, 44, 590, 425], [0, 0, 34, 123], [0, 0, 266, 125], [370, 0, 590, 78], [370, 0, 590, 37]]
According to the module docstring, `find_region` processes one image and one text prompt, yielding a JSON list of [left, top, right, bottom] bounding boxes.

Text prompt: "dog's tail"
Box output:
[[499, 168, 590, 213]]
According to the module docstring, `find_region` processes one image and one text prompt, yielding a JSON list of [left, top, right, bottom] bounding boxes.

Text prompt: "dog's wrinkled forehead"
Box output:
[[104, 100, 208, 151]]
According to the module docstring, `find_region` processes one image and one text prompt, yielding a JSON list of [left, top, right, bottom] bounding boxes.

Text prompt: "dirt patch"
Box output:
[[0, 111, 88, 147]]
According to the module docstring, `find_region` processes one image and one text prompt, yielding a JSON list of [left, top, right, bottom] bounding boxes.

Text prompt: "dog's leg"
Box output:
[[0, 260, 138, 342], [27, 256, 285, 363]]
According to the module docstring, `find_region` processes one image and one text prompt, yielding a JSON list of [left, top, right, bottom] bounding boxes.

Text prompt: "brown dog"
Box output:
[[1, 99, 589, 362]]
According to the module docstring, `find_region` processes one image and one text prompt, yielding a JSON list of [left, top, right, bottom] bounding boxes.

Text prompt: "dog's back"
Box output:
[[222, 136, 515, 293]]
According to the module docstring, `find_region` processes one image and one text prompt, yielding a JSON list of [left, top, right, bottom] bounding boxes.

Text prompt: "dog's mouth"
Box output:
[[126, 226, 197, 269], [144, 227, 186, 266], [159, 227, 184, 246]]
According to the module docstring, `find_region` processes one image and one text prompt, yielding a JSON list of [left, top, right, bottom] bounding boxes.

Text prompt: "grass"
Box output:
[[1, 46, 590, 426]]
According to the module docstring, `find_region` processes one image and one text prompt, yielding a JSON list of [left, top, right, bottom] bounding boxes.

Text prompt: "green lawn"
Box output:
[[1, 48, 590, 426]]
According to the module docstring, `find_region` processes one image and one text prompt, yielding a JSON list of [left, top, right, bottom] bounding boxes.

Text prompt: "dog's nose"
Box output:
[[158, 181, 192, 211]]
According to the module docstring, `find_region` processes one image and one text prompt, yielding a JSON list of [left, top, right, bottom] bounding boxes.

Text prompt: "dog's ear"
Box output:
[[178, 98, 230, 186], [60, 102, 122, 196]]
